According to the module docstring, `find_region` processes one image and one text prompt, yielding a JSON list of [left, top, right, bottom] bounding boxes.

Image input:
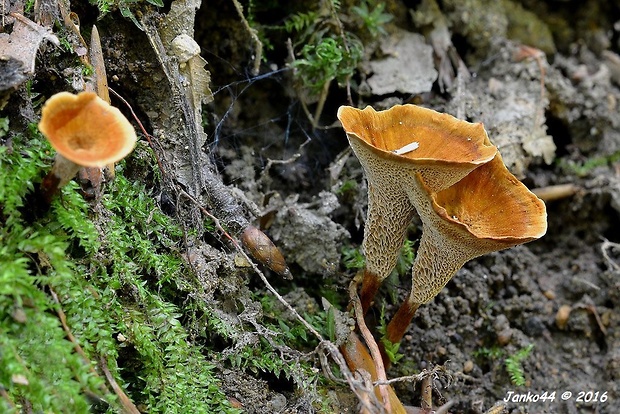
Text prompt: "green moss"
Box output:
[[351, 0, 393, 39], [474, 344, 534, 386], [341, 244, 365, 270], [557, 150, 620, 177], [88, 0, 164, 29], [0, 127, 239, 413], [505, 344, 534, 387], [0, 129, 110, 412]]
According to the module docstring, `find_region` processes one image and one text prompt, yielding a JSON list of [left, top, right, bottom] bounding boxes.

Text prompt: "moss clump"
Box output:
[[0, 125, 239, 413]]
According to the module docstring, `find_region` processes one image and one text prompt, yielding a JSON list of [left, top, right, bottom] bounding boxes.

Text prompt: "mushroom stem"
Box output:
[[359, 269, 382, 312], [383, 218, 474, 350], [359, 178, 415, 314], [40, 154, 82, 203], [386, 155, 547, 347], [385, 300, 421, 346]]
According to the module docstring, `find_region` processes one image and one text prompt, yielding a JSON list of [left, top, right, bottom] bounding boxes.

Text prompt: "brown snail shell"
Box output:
[[240, 225, 292, 279]]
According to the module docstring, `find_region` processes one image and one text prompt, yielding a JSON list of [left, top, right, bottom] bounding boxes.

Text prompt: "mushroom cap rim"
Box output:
[[418, 172, 548, 243], [345, 129, 497, 167], [38, 91, 137, 168]]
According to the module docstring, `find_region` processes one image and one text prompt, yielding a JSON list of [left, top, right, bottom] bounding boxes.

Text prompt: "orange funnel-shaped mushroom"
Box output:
[[385, 153, 547, 345], [337, 105, 498, 311], [39, 91, 137, 202]]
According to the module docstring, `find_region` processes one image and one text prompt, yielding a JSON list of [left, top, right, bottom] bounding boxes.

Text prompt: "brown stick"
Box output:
[[51, 289, 140, 413], [532, 183, 579, 202], [0, 387, 15, 409], [350, 281, 392, 413], [99, 357, 141, 414], [420, 375, 433, 412]]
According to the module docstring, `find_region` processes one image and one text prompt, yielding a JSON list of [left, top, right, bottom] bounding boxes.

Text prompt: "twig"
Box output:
[[312, 80, 331, 129], [109, 87, 167, 177], [50, 288, 94, 364], [178, 188, 240, 247], [99, 357, 141, 414], [374, 371, 428, 386], [420, 375, 433, 412], [260, 136, 311, 179], [584, 304, 608, 336], [374, 364, 450, 386], [230, 0, 262, 75], [349, 280, 391, 412], [532, 184, 579, 202], [51, 288, 141, 413], [0, 387, 15, 409]]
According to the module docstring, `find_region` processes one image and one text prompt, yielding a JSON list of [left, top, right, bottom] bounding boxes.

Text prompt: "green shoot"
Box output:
[[505, 344, 534, 386], [352, 1, 393, 38]]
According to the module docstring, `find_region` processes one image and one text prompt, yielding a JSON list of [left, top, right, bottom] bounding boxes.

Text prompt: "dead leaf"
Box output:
[[0, 13, 58, 75]]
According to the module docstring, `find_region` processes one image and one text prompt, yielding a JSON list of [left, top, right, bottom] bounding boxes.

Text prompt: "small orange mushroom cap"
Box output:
[[38, 91, 137, 167]]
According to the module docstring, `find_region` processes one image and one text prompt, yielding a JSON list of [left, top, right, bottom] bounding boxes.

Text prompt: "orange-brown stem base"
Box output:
[[40, 172, 62, 205], [385, 300, 421, 346], [359, 268, 381, 314]]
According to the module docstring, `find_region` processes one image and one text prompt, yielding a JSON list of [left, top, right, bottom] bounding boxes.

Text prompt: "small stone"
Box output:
[[524, 316, 545, 337], [268, 394, 287, 411], [12, 307, 27, 323], [463, 360, 474, 373], [555, 305, 572, 330], [228, 397, 243, 409], [11, 374, 29, 385], [497, 328, 513, 346]]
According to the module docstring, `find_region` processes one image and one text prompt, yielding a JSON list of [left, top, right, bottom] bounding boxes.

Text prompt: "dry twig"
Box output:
[[99, 357, 141, 414], [420, 375, 433, 412], [532, 183, 580, 202], [349, 280, 392, 412], [50, 289, 140, 413]]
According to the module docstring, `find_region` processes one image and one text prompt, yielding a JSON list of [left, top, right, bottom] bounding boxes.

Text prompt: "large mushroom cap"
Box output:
[[337, 105, 497, 166], [406, 153, 548, 305], [432, 153, 548, 243], [38, 91, 137, 168]]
